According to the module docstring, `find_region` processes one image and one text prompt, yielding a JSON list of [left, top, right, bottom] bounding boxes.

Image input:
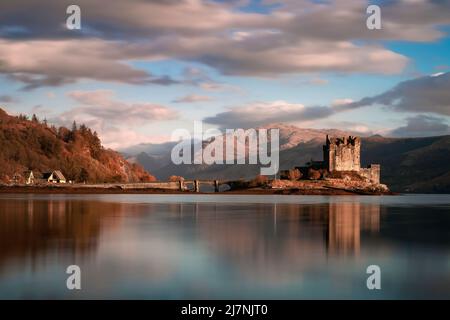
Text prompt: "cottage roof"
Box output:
[[42, 170, 66, 180], [52, 170, 66, 180], [42, 172, 53, 179]]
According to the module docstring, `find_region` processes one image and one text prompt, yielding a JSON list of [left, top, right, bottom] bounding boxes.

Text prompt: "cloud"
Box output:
[[204, 71, 450, 129], [173, 94, 212, 103], [0, 0, 267, 39], [307, 78, 329, 86], [389, 115, 450, 138], [2, 0, 450, 87], [338, 72, 450, 115], [46, 90, 180, 148], [0, 39, 180, 89], [8, 73, 76, 91], [181, 67, 238, 92], [96, 126, 171, 150], [62, 90, 179, 125], [156, 37, 408, 76], [331, 98, 354, 107], [31, 104, 52, 116], [3, 0, 449, 42], [204, 100, 332, 128], [0, 95, 16, 103]]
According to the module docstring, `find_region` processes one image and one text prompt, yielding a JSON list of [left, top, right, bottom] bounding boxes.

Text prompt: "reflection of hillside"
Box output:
[[0, 199, 130, 270]]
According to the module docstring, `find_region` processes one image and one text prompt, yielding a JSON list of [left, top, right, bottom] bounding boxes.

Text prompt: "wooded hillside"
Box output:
[[0, 108, 155, 183]]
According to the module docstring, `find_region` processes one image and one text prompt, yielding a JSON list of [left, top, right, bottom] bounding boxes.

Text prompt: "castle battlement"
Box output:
[[326, 135, 360, 147]]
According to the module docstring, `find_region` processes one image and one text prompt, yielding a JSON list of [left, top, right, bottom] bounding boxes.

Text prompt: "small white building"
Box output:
[[24, 170, 35, 184]]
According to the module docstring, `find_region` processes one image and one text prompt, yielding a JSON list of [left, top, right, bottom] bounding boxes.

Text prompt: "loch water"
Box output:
[[0, 194, 449, 299]]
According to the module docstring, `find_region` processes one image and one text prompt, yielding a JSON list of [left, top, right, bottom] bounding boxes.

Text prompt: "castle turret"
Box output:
[[323, 135, 361, 172]]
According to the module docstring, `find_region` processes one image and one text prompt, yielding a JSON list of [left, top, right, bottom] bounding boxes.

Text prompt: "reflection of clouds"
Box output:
[[98, 234, 178, 282]]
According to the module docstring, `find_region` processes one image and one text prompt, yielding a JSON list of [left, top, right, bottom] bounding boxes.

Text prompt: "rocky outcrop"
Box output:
[[270, 178, 390, 195]]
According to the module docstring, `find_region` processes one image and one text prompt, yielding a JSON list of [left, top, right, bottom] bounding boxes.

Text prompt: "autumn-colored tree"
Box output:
[[0, 108, 155, 184], [287, 169, 302, 181], [249, 174, 269, 187], [307, 168, 321, 180], [169, 175, 185, 182]]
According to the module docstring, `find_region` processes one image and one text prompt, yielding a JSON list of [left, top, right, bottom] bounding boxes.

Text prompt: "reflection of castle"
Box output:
[[326, 202, 380, 256], [182, 200, 381, 279]]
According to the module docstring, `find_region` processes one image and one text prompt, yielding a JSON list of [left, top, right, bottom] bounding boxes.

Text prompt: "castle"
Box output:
[[323, 135, 380, 184], [281, 135, 381, 184]]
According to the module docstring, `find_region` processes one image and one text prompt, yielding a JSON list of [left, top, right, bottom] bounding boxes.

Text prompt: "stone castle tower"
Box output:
[[282, 135, 381, 184], [323, 135, 361, 172], [322, 135, 380, 184]]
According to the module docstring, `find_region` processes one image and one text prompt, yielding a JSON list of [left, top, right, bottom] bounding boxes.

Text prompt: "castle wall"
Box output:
[[370, 164, 380, 184], [359, 165, 380, 184]]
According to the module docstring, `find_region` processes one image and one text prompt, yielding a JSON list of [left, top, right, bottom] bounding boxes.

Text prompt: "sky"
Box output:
[[0, 0, 449, 149]]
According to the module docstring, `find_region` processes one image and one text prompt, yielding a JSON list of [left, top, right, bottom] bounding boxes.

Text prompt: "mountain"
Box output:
[[260, 123, 358, 150], [0, 108, 155, 183], [361, 135, 450, 193], [125, 124, 450, 193], [124, 126, 363, 180], [120, 141, 177, 157]]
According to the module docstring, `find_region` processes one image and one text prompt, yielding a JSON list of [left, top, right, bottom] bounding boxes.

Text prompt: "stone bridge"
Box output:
[[181, 180, 234, 192], [80, 180, 238, 192]]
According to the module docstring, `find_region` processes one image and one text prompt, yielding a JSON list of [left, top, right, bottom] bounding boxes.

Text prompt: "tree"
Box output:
[[288, 169, 302, 181], [307, 168, 321, 180], [169, 175, 184, 182], [250, 175, 269, 187], [79, 123, 87, 133], [0, 108, 158, 184], [79, 168, 89, 183]]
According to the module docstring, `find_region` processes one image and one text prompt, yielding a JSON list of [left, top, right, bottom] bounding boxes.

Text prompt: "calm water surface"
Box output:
[[0, 194, 449, 299]]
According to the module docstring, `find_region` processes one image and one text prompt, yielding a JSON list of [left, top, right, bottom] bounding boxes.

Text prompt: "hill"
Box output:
[[0, 108, 155, 183], [361, 135, 450, 193]]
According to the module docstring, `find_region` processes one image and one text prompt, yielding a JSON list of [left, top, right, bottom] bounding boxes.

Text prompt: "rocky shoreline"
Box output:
[[0, 179, 394, 195]]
